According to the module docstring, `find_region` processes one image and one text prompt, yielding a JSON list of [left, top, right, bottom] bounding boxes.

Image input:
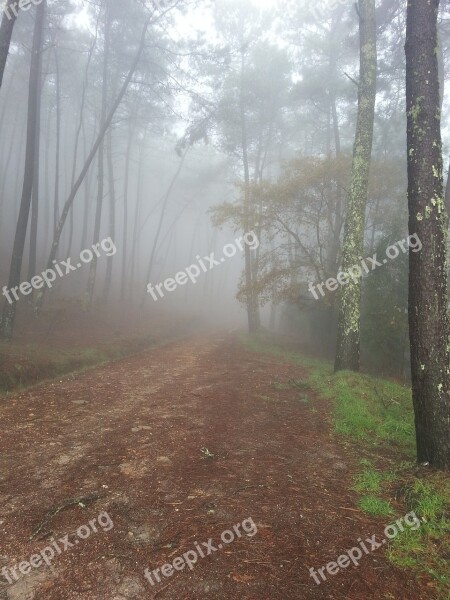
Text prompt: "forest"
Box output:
[[0, 0, 449, 599]]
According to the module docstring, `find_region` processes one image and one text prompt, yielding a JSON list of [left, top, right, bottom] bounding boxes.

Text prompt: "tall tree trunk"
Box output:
[[0, 103, 20, 226], [129, 138, 145, 303], [43, 109, 51, 259], [120, 123, 134, 302], [28, 22, 45, 283], [86, 2, 111, 309], [334, 0, 377, 372], [67, 23, 98, 263], [35, 15, 151, 309], [0, 0, 46, 340], [405, 0, 450, 470], [0, 65, 16, 134], [239, 45, 258, 333], [70, 14, 98, 192], [143, 150, 188, 304], [80, 118, 94, 251], [53, 49, 61, 238], [0, 0, 19, 89], [102, 129, 116, 302], [329, 19, 343, 277]]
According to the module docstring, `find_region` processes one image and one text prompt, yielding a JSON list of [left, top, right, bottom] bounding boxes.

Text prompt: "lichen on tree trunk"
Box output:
[[335, 0, 377, 372], [405, 0, 450, 471]]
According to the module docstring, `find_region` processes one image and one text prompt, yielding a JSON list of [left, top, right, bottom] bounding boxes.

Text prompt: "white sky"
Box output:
[[70, 0, 280, 36], [249, 0, 278, 8]]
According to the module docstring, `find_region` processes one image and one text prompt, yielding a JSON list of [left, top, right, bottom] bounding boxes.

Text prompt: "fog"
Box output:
[[1, 0, 450, 377], [1, 3, 449, 598]]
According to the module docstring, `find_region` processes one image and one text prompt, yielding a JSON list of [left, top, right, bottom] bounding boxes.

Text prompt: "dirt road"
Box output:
[[0, 334, 429, 599]]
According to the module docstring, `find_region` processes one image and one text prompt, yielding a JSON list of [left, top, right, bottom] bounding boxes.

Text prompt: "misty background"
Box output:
[[1, 0, 450, 376]]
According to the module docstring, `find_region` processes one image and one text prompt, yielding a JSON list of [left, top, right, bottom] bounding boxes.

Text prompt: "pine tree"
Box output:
[[405, 0, 450, 470], [334, 0, 377, 372]]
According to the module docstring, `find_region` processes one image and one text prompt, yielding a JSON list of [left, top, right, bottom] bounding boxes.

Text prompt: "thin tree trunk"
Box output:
[[80, 117, 93, 251], [239, 44, 258, 333], [129, 139, 145, 303], [0, 0, 19, 89], [86, 2, 111, 309], [334, 0, 377, 372], [405, 0, 450, 470], [0, 65, 16, 135], [0, 103, 20, 225], [67, 16, 99, 261], [53, 49, 61, 238], [35, 15, 151, 309], [120, 123, 134, 302], [143, 150, 188, 303], [0, 0, 46, 339], [70, 14, 99, 191], [28, 21, 45, 283], [43, 109, 51, 259], [102, 129, 116, 302]]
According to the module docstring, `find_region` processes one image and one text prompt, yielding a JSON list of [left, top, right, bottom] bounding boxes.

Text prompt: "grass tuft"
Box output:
[[357, 495, 392, 517]]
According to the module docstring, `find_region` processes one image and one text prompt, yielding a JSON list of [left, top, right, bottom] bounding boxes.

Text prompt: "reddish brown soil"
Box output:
[[0, 334, 433, 599], [0, 303, 197, 392]]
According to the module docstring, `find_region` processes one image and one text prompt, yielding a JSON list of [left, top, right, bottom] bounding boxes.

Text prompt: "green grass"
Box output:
[[387, 475, 450, 590], [242, 331, 450, 598], [308, 367, 415, 452], [357, 495, 392, 517], [242, 331, 415, 453], [352, 468, 383, 493]]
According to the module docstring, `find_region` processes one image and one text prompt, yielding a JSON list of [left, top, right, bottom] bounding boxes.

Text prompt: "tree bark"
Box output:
[[405, 0, 450, 470], [0, 0, 19, 89], [0, 0, 46, 340], [334, 0, 377, 372]]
